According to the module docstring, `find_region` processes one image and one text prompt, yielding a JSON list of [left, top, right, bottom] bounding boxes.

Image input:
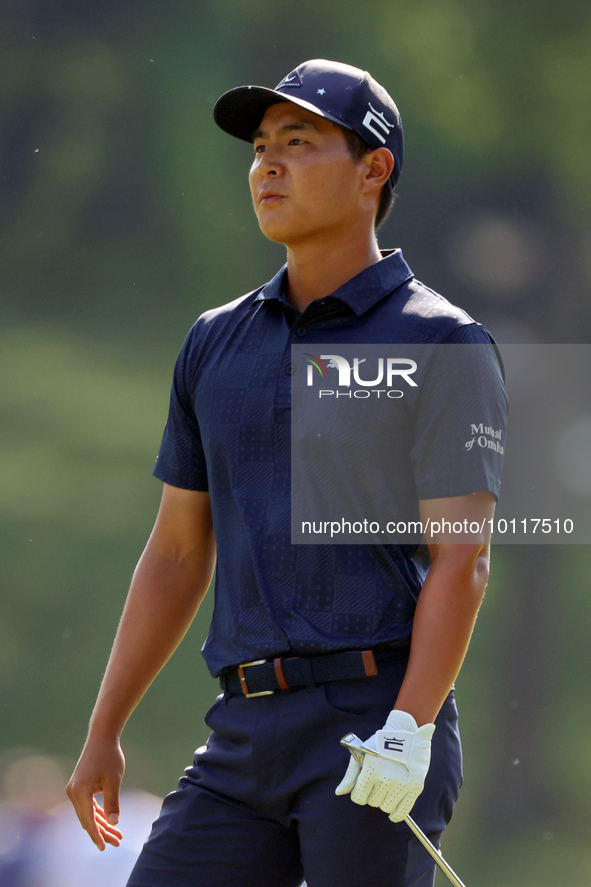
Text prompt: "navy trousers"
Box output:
[[127, 654, 462, 887]]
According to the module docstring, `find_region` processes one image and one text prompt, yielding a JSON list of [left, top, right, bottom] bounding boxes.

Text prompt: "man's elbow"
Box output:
[[474, 548, 490, 599], [430, 543, 491, 600]]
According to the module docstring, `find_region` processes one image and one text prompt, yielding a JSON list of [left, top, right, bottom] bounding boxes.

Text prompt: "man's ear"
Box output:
[[362, 148, 394, 194]]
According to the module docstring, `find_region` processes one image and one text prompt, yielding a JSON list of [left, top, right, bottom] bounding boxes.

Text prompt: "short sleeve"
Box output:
[[411, 323, 508, 500], [152, 332, 209, 491]]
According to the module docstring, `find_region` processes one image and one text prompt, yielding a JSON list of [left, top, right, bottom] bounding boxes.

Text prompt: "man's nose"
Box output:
[[256, 146, 283, 176]]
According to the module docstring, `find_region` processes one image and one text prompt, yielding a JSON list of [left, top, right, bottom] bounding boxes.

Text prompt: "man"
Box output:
[[67, 60, 507, 887]]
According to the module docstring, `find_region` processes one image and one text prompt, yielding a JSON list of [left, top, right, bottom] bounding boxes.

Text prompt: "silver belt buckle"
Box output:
[[237, 660, 275, 698]]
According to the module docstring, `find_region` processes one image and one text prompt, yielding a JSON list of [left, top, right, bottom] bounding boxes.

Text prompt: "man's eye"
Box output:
[[289, 138, 305, 146], [254, 144, 266, 154]]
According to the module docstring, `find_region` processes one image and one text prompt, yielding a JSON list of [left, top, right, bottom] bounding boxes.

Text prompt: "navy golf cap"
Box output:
[[213, 59, 403, 187]]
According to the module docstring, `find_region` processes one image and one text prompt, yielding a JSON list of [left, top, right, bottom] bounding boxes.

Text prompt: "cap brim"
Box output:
[[213, 85, 353, 143]]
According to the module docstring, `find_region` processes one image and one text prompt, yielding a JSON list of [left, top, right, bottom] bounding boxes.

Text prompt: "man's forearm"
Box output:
[[393, 544, 490, 726], [68, 485, 215, 850], [88, 540, 216, 740]]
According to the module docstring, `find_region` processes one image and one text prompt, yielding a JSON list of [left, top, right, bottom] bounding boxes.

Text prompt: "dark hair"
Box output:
[[342, 127, 396, 229]]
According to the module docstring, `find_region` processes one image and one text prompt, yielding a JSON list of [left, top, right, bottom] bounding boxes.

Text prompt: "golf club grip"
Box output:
[[404, 815, 467, 887]]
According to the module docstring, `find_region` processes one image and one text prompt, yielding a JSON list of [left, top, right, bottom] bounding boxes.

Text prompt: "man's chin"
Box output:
[[256, 217, 325, 248], [256, 220, 294, 246]]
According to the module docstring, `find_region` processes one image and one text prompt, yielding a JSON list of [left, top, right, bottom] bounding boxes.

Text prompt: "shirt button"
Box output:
[[296, 326, 308, 337], [286, 363, 296, 375]]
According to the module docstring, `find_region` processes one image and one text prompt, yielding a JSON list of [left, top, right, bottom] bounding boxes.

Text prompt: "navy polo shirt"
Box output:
[[153, 250, 507, 676]]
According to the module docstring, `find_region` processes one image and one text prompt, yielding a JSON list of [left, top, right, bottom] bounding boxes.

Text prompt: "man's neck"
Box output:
[[284, 227, 383, 313]]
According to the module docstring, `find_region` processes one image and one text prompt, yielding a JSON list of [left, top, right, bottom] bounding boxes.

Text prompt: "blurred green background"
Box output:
[[1, 1, 591, 884]]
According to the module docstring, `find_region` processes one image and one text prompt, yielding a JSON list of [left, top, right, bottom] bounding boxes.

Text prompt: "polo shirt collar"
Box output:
[[251, 249, 413, 317]]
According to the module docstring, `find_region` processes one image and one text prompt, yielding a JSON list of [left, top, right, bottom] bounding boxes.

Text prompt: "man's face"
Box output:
[[249, 103, 368, 247]]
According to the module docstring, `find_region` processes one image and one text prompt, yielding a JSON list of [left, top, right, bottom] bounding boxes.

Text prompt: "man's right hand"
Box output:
[[66, 737, 126, 851], [66, 487, 216, 850]]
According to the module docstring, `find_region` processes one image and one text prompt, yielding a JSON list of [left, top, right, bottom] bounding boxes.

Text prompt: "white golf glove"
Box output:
[[335, 710, 435, 822]]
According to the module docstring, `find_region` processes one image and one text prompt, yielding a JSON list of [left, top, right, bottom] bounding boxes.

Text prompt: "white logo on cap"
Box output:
[[317, 88, 326, 95], [277, 71, 303, 89], [362, 103, 395, 144]]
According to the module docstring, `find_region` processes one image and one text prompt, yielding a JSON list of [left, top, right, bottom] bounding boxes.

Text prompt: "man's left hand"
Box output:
[[335, 710, 435, 822]]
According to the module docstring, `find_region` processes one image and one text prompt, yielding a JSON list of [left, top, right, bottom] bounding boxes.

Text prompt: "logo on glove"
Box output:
[[383, 736, 405, 753]]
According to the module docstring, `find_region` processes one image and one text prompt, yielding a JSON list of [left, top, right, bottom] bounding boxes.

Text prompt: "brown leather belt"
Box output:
[[220, 649, 379, 698]]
